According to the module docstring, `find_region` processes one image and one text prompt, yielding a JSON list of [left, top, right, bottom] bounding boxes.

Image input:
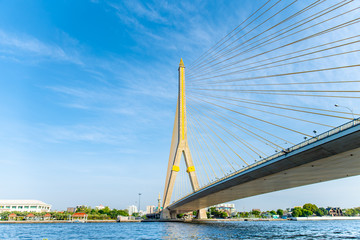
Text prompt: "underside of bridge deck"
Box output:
[[168, 125, 360, 212]]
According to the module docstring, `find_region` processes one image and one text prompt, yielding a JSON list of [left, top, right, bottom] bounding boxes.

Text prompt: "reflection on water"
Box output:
[[0, 220, 359, 239], [162, 221, 360, 239]]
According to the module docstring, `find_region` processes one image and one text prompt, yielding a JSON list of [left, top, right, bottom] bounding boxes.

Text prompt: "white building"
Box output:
[[0, 200, 51, 213], [128, 205, 138, 216], [95, 204, 105, 210], [211, 203, 236, 214], [146, 205, 155, 214]]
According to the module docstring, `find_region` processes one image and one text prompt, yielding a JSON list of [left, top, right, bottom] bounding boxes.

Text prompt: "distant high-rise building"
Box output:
[[146, 205, 155, 214], [67, 207, 76, 213], [128, 205, 138, 215]]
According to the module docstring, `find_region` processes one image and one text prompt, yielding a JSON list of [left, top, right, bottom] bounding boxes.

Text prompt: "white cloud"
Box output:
[[0, 29, 83, 65], [42, 124, 132, 145]]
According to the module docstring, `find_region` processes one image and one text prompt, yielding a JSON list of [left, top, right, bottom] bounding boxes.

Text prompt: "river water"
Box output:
[[0, 220, 359, 239]]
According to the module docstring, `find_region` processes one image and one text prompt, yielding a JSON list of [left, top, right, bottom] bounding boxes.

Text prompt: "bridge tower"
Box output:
[[161, 59, 207, 219]]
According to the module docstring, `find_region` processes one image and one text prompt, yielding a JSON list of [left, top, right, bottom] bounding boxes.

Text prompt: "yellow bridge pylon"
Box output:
[[161, 58, 207, 219]]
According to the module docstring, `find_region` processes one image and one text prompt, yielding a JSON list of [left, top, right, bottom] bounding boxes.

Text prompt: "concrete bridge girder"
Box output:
[[168, 124, 360, 212]]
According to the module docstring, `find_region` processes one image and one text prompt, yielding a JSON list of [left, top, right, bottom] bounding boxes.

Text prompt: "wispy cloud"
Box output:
[[46, 81, 175, 121], [42, 124, 133, 145], [108, 0, 167, 24], [0, 29, 83, 65]]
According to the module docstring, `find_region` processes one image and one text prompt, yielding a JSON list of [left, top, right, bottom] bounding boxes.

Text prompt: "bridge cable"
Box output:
[[189, 16, 360, 82], [189, 64, 360, 85], [188, 0, 284, 71], [194, 80, 360, 88], [188, 0, 346, 75], [189, 104, 264, 161], [188, 33, 360, 80], [187, 0, 328, 76], [188, 125, 212, 184], [191, 102, 264, 156], [188, 94, 335, 128], [188, 2, 357, 79], [189, 0, 301, 72], [191, 102, 291, 151], [189, 90, 360, 99], [188, 92, 355, 120], [188, 105, 246, 169], [188, 0, 354, 78], [187, 125, 210, 186], [188, 41, 360, 82], [187, 116, 219, 179], [188, 114, 227, 176], [188, 96, 313, 137], [187, 0, 272, 69]]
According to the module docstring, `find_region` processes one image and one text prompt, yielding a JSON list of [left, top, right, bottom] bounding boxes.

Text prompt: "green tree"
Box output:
[[132, 212, 140, 217], [303, 203, 318, 214], [355, 207, 360, 215], [238, 212, 249, 218], [76, 206, 92, 214], [319, 207, 328, 216], [118, 209, 129, 216], [276, 209, 284, 216], [344, 208, 356, 216], [99, 206, 111, 215], [301, 209, 313, 217], [209, 207, 216, 215], [207, 207, 228, 218], [109, 209, 119, 219], [220, 212, 228, 218], [251, 210, 260, 217], [270, 210, 276, 215], [315, 208, 324, 216], [292, 207, 302, 217]]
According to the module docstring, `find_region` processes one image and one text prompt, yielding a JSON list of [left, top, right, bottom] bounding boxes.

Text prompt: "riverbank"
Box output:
[[1, 216, 360, 224], [194, 217, 360, 222], [291, 216, 360, 221], [0, 220, 117, 224]]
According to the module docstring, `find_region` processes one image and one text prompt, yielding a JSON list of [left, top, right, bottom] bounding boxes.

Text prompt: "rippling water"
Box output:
[[0, 220, 359, 239]]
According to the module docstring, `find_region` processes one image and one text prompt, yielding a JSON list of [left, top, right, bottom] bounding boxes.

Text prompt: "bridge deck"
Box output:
[[169, 119, 360, 212]]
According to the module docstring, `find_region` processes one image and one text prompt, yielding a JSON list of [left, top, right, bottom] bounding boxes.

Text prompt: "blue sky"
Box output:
[[0, 0, 359, 211]]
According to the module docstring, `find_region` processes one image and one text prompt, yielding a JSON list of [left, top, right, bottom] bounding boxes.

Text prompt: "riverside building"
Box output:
[[128, 205, 138, 216], [0, 200, 51, 213], [146, 205, 155, 214], [211, 203, 236, 215]]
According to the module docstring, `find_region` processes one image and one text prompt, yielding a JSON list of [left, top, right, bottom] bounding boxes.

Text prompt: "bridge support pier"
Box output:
[[161, 208, 207, 220], [170, 211, 178, 219], [160, 208, 171, 220], [196, 208, 207, 219]]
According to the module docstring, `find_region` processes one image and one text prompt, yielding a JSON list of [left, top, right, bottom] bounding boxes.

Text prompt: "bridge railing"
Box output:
[[170, 118, 360, 206], [288, 118, 360, 153]]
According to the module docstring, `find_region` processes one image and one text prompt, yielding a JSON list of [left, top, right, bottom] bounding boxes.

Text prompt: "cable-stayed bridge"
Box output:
[[160, 0, 360, 219]]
